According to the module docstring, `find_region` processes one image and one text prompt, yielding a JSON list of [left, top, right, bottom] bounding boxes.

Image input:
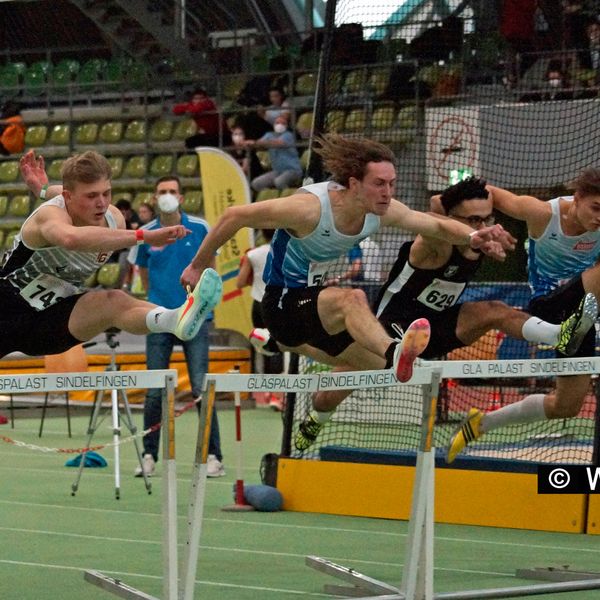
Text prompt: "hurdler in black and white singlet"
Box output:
[[0, 195, 117, 311]]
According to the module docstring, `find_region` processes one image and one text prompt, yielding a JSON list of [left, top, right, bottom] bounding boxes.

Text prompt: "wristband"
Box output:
[[39, 184, 49, 200], [135, 229, 145, 245]]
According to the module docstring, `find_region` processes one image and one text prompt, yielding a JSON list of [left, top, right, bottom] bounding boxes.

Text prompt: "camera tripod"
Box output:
[[71, 329, 151, 499]]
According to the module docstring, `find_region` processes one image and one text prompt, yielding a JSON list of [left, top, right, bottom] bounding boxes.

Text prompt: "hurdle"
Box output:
[[306, 357, 600, 599]]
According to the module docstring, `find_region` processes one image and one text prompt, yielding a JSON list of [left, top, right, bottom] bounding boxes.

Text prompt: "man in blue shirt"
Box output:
[[247, 115, 303, 193], [129, 175, 224, 478]]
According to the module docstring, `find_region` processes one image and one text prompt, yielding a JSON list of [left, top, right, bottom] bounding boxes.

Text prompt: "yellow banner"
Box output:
[[197, 148, 254, 336]]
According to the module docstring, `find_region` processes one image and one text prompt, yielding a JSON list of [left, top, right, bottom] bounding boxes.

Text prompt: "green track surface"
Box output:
[[1, 406, 599, 599]]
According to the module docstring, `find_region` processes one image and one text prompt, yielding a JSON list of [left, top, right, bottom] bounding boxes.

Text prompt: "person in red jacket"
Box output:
[[172, 88, 230, 149]]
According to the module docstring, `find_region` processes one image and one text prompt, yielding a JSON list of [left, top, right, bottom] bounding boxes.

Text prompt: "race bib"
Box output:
[[416, 278, 465, 312], [20, 273, 79, 311], [307, 262, 330, 287]]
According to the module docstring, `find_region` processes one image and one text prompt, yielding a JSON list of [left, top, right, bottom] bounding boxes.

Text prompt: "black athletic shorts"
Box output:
[[380, 303, 464, 360], [261, 285, 354, 357], [0, 280, 83, 357], [528, 275, 595, 358]]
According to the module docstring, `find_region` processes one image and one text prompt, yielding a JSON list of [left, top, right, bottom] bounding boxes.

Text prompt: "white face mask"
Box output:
[[157, 192, 179, 214], [274, 123, 287, 134], [548, 78, 561, 88], [232, 133, 245, 144]]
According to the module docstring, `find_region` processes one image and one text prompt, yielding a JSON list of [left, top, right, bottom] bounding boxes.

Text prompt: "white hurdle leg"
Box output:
[[400, 370, 440, 600], [181, 380, 217, 600], [111, 389, 121, 500]]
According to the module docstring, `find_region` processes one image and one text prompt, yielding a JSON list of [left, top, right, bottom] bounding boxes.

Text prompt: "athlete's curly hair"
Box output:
[[313, 133, 396, 186], [440, 176, 488, 213]]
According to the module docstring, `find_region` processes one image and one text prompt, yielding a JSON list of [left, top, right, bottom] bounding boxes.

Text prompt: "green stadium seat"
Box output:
[[47, 159, 65, 181], [176, 154, 199, 177], [7, 195, 31, 217], [255, 188, 280, 202], [111, 191, 132, 204], [397, 105, 417, 129], [295, 111, 314, 139], [182, 190, 203, 214], [0, 196, 9, 217], [372, 106, 396, 130], [343, 108, 368, 132], [172, 119, 197, 141], [104, 56, 131, 89], [343, 68, 368, 94], [127, 62, 150, 89], [124, 120, 147, 143], [325, 110, 346, 133], [96, 263, 121, 288], [222, 74, 247, 100], [98, 121, 124, 144], [150, 119, 174, 142], [24, 61, 51, 96], [123, 155, 148, 179], [49, 123, 70, 146], [25, 125, 48, 147], [0, 62, 25, 91], [0, 161, 19, 183], [256, 150, 271, 171], [279, 187, 298, 198], [295, 72, 317, 96], [133, 191, 153, 209], [150, 155, 174, 178], [369, 68, 390, 96], [0, 230, 5, 248], [51, 58, 80, 93], [106, 157, 124, 179], [77, 58, 107, 91], [299, 149, 310, 171], [74, 122, 99, 145], [4, 230, 18, 250]]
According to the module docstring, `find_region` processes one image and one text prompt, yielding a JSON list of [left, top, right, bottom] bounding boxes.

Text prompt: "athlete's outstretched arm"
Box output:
[[181, 193, 319, 288], [382, 199, 516, 259]]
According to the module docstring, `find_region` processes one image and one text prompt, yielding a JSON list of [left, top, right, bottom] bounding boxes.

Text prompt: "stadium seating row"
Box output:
[[24, 118, 198, 148], [0, 154, 200, 184], [0, 57, 151, 96]]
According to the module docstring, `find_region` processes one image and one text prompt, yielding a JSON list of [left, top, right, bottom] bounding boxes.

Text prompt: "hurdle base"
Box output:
[[306, 558, 600, 600], [84, 570, 159, 600], [516, 566, 600, 582], [221, 503, 255, 512]]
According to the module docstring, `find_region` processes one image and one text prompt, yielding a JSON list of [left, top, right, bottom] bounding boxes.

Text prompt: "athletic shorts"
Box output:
[[528, 275, 595, 358], [261, 285, 354, 357], [0, 280, 83, 357], [380, 303, 464, 360]]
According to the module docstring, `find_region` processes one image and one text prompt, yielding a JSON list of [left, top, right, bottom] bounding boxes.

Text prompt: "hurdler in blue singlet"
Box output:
[[263, 181, 380, 288], [528, 196, 600, 298]]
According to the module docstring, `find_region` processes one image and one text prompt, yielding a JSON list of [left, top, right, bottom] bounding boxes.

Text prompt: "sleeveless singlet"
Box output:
[[263, 181, 380, 288], [0, 196, 118, 311], [528, 196, 600, 298]]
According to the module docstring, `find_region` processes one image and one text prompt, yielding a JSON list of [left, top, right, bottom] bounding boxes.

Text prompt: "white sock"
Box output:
[[146, 306, 179, 333], [521, 317, 560, 346], [310, 409, 334, 424], [481, 394, 546, 433]]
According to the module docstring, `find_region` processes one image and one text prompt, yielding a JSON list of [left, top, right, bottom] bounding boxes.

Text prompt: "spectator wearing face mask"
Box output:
[[228, 125, 265, 183], [243, 115, 303, 193], [127, 175, 224, 480]]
